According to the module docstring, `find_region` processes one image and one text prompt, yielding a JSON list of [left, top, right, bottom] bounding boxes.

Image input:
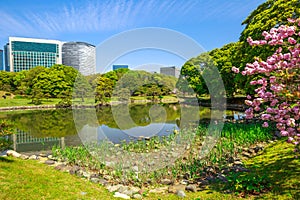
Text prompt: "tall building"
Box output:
[[160, 66, 180, 78], [4, 44, 10, 71], [113, 64, 128, 71], [4, 37, 62, 72], [0, 50, 3, 70], [62, 42, 96, 76]]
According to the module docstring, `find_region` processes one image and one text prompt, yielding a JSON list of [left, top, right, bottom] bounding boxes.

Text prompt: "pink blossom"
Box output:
[[262, 114, 271, 120], [270, 76, 276, 83], [281, 130, 289, 136], [245, 100, 252, 106], [262, 122, 269, 127], [288, 37, 297, 44], [231, 66, 239, 73]]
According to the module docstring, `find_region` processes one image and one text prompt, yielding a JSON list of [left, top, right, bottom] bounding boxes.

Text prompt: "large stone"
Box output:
[[20, 154, 29, 160], [185, 184, 197, 192], [44, 160, 55, 165], [107, 184, 123, 193], [113, 192, 130, 199], [176, 190, 186, 198], [90, 177, 100, 183], [6, 150, 21, 158], [168, 184, 186, 194], [98, 178, 109, 186], [242, 152, 251, 158], [28, 155, 38, 160], [39, 157, 48, 162], [118, 185, 129, 193], [149, 186, 168, 193], [234, 161, 243, 165], [133, 193, 142, 199], [161, 178, 172, 185]]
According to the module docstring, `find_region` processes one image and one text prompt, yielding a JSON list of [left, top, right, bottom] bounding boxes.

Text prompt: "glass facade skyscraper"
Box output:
[[113, 65, 128, 71], [62, 42, 96, 75], [4, 37, 62, 72], [0, 50, 3, 70]]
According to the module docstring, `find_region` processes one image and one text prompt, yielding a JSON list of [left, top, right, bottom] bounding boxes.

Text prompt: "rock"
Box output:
[[122, 189, 134, 197], [149, 186, 168, 193], [185, 184, 197, 192], [20, 154, 29, 160], [118, 185, 129, 193], [176, 190, 186, 198], [247, 148, 255, 154], [69, 166, 80, 175], [82, 171, 91, 179], [47, 155, 54, 160], [233, 165, 250, 172], [107, 184, 122, 193], [6, 150, 21, 158], [90, 177, 100, 183], [254, 145, 264, 153], [168, 184, 186, 193], [54, 164, 66, 171], [44, 160, 55, 165], [133, 193, 142, 199], [98, 178, 109, 186], [132, 166, 139, 172], [39, 157, 48, 162], [161, 178, 172, 185], [39, 153, 47, 157], [129, 187, 140, 194], [233, 161, 243, 165], [28, 155, 38, 160], [242, 152, 251, 158], [103, 175, 113, 180], [113, 192, 130, 199], [216, 174, 227, 182]]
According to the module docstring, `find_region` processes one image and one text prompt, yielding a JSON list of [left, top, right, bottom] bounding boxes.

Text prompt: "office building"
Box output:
[[4, 37, 62, 72], [4, 44, 10, 71], [160, 66, 180, 78], [0, 50, 3, 70], [62, 42, 96, 76], [113, 64, 128, 71]]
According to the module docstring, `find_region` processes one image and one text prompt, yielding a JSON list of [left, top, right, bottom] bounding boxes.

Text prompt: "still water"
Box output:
[[0, 103, 244, 153]]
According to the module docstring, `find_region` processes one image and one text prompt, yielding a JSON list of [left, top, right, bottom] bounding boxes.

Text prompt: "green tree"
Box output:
[[0, 120, 14, 151], [94, 76, 114, 104]]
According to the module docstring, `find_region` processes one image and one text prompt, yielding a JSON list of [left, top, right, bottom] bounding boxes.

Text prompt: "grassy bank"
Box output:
[[0, 98, 61, 108], [52, 122, 274, 185], [1, 138, 299, 199], [0, 96, 179, 108]]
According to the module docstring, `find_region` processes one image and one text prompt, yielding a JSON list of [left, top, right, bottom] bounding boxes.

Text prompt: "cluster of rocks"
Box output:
[[1, 141, 267, 199]]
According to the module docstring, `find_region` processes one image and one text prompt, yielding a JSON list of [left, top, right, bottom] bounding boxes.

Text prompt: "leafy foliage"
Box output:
[[224, 171, 271, 196]]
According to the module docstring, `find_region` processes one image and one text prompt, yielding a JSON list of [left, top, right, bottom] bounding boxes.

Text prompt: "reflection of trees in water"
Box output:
[[6, 103, 219, 138], [9, 110, 78, 138], [97, 103, 181, 129]]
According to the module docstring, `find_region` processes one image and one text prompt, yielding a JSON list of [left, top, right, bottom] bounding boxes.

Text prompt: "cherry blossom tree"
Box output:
[[232, 18, 300, 155]]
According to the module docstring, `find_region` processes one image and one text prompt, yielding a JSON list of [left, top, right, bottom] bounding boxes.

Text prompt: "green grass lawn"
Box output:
[[0, 98, 61, 108], [243, 140, 300, 200]]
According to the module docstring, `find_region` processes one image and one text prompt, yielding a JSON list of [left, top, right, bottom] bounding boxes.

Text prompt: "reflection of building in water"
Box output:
[[11, 130, 62, 152]]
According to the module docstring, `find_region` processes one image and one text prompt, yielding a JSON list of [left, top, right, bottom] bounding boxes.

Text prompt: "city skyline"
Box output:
[[0, 0, 265, 72]]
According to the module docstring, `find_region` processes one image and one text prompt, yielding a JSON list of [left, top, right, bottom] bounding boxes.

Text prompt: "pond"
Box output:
[[0, 103, 245, 153]]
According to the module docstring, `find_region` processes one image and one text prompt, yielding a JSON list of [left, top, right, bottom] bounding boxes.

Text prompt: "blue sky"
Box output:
[[0, 0, 265, 72]]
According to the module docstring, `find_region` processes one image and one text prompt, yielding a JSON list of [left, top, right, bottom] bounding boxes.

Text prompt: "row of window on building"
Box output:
[[0, 37, 96, 76], [0, 37, 180, 77]]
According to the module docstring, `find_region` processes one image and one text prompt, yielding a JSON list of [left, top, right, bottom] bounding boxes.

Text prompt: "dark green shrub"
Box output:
[[224, 171, 272, 196]]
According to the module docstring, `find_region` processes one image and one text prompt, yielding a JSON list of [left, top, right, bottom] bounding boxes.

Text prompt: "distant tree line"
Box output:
[[0, 65, 177, 105]]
